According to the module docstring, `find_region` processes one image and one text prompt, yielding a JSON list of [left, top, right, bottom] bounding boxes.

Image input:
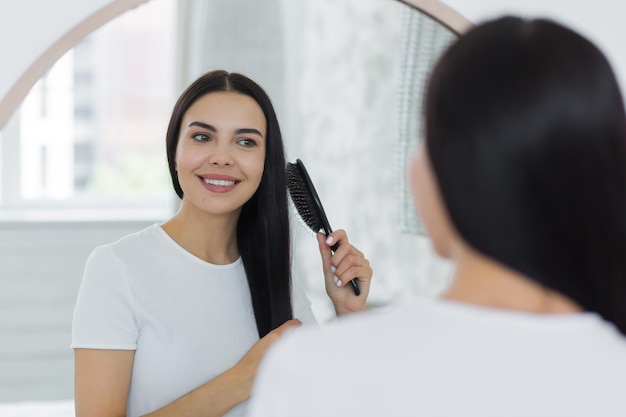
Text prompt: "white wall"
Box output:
[[442, 0, 626, 95]]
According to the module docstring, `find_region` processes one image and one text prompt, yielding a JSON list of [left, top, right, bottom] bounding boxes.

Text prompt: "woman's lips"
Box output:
[[198, 174, 240, 193]]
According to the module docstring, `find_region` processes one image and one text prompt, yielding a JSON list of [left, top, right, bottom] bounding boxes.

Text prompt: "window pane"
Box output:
[[12, 0, 177, 210]]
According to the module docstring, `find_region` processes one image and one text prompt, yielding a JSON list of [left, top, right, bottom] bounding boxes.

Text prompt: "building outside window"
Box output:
[[0, 0, 177, 219]]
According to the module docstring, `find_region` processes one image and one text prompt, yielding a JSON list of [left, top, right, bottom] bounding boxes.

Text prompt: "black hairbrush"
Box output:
[[286, 158, 361, 296]]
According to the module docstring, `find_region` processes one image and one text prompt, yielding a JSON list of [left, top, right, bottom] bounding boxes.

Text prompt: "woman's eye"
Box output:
[[192, 133, 210, 142], [238, 138, 257, 147]]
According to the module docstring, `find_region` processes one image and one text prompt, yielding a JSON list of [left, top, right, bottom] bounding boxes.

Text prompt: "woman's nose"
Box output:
[[209, 144, 234, 166]]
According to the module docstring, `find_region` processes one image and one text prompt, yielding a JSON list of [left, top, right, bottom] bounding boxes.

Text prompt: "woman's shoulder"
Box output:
[[91, 223, 162, 254], [270, 296, 626, 358]]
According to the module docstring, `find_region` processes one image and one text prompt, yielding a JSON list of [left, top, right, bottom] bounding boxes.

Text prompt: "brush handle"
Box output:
[[349, 278, 361, 296], [292, 159, 361, 296], [330, 241, 361, 296]]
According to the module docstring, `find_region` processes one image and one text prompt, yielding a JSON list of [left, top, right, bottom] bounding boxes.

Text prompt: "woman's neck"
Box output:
[[161, 203, 240, 265], [442, 242, 582, 315]]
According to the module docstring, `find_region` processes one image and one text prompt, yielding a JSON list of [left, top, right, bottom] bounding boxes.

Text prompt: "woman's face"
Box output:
[[410, 144, 456, 259], [175, 91, 267, 218]]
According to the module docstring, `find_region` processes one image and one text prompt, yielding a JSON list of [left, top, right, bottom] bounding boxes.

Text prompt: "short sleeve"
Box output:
[[71, 245, 138, 350], [291, 275, 317, 325]]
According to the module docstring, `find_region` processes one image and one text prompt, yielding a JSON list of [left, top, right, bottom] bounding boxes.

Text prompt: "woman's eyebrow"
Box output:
[[235, 128, 264, 138], [187, 122, 263, 138], [187, 121, 217, 131]]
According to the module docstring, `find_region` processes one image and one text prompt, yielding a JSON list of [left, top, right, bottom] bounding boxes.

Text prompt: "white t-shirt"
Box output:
[[71, 224, 316, 417], [248, 297, 626, 417]]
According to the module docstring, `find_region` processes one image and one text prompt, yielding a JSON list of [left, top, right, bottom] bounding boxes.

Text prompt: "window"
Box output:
[[0, 0, 178, 219]]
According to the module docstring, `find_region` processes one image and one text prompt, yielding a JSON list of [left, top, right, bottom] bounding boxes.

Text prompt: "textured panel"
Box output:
[[283, 0, 454, 321], [395, 7, 456, 235]]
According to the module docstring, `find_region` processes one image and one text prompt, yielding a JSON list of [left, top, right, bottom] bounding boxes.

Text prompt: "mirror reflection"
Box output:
[[0, 0, 458, 410]]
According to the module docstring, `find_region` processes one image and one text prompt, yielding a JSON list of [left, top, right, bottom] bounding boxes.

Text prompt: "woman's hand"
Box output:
[[317, 230, 372, 315], [231, 318, 302, 396], [143, 319, 302, 417]]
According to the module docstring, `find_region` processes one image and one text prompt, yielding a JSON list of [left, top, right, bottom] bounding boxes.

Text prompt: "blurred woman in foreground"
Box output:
[[248, 16, 626, 417]]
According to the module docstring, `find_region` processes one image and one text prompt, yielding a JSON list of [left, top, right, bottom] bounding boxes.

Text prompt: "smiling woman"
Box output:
[[71, 69, 373, 417]]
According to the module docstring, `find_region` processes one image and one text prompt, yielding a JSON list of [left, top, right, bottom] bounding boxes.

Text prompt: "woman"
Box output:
[[72, 70, 372, 417], [248, 17, 626, 417]]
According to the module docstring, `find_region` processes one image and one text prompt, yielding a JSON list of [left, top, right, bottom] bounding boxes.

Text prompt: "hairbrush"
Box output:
[[286, 158, 361, 296]]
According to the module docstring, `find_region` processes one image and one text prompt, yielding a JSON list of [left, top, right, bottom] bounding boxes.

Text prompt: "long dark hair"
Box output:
[[166, 70, 292, 338], [425, 17, 626, 334]]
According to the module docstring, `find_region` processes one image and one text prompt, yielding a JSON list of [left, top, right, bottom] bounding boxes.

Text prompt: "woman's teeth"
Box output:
[[203, 178, 236, 186]]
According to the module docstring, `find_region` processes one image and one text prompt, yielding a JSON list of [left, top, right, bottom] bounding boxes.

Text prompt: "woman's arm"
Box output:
[[74, 349, 134, 417], [74, 319, 301, 417], [74, 348, 245, 417]]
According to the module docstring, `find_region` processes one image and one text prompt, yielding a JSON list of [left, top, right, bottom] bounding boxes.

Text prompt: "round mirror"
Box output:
[[0, 0, 464, 406]]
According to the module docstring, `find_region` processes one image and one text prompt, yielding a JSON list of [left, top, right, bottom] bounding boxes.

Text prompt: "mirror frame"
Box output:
[[399, 0, 471, 33]]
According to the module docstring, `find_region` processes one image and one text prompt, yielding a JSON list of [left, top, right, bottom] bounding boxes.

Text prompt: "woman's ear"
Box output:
[[409, 146, 458, 259]]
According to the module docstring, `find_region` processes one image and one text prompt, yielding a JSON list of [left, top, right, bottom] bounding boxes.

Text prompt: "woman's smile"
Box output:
[[198, 173, 241, 193]]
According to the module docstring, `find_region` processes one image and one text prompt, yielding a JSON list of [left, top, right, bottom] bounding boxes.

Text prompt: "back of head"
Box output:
[[425, 17, 626, 333]]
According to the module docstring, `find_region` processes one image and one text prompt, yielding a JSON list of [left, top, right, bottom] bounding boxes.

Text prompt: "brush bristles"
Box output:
[[286, 162, 325, 234]]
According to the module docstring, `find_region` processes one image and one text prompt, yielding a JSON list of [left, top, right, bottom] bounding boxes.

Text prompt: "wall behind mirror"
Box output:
[[0, 0, 458, 405]]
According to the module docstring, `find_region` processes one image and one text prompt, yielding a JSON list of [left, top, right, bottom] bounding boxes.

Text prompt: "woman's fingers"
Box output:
[[236, 318, 302, 384], [333, 264, 369, 288], [324, 230, 368, 287], [316, 233, 333, 274], [273, 318, 302, 335], [262, 319, 302, 344]]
